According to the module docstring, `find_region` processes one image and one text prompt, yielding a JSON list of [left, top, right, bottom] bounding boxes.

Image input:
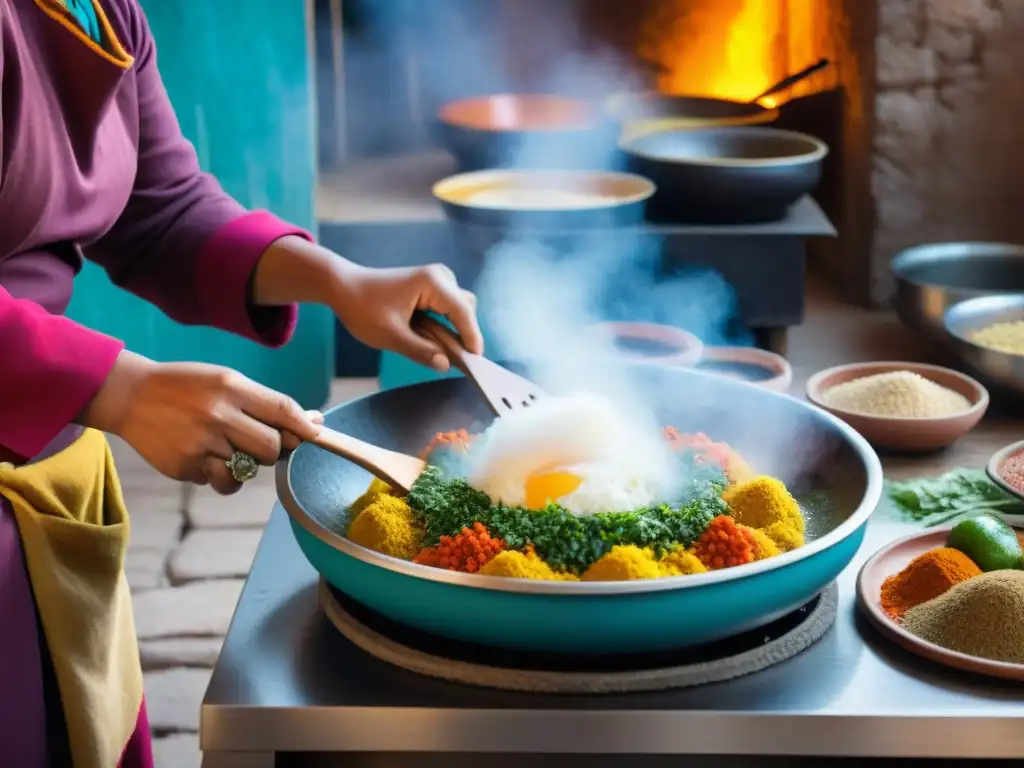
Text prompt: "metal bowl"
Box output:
[[276, 368, 882, 655], [944, 294, 1024, 395], [892, 242, 1024, 340]]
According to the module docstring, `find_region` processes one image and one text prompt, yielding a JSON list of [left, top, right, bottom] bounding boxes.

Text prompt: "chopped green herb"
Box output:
[[886, 468, 1024, 527], [407, 465, 727, 573]]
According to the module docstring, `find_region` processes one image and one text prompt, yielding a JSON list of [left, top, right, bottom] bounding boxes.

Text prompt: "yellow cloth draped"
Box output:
[[0, 429, 142, 768]]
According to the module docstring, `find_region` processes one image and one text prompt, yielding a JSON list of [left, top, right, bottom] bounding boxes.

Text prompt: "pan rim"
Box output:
[[278, 373, 883, 596], [620, 127, 828, 168], [437, 92, 600, 134]]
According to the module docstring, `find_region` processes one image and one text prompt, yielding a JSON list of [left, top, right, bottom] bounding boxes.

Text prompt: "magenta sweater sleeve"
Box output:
[[81, 5, 309, 347], [0, 286, 124, 462]]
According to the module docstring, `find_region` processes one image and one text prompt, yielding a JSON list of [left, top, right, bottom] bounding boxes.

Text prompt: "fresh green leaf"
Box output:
[[886, 468, 1024, 526]]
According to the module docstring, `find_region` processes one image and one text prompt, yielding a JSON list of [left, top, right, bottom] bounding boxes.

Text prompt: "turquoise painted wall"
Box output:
[[66, 0, 333, 408]]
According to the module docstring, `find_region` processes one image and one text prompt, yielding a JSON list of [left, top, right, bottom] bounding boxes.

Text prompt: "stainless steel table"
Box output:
[[201, 507, 1024, 767]]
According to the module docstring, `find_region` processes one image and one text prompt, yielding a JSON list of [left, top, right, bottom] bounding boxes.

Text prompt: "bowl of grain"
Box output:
[[944, 294, 1024, 397], [805, 361, 988, 451]]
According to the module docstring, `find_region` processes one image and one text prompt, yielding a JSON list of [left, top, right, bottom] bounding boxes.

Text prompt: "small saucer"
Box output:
[[596, 321, 704, 367], [694, 346, 792, 392], [805, 361, 988, 451], [857, 527, 1024, 682]]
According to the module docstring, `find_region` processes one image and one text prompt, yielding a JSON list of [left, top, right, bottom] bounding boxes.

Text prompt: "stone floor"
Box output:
[[121, 377, 380, 767]]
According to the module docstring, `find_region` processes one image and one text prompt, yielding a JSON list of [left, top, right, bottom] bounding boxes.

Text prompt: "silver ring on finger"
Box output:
[[226, 451, 259, 483]]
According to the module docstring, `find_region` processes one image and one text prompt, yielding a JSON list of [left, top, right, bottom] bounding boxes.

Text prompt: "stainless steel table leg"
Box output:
[[201, 752, 275, 768]]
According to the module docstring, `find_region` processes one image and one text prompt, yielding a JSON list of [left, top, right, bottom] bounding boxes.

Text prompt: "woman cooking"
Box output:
[[0, 0, 483, 764]]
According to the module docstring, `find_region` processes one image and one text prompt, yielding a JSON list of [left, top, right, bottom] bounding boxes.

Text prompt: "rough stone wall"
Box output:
[[872, 0, 1020, 304]]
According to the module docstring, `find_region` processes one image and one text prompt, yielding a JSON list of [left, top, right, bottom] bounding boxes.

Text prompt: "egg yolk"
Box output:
[[524, 471, 582, 510]]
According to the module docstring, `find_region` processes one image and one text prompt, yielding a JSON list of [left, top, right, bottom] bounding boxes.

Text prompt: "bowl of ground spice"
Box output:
[[859, 527, 1024, 681], [806, 361, 988, 451], [987, 439, 1024, 501]]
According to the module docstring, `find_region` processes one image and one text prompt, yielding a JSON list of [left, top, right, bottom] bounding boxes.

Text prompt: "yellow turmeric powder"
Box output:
[[347, 495, 422, 560], [349, 477, 393, 517], [723, 476, 806, 552], [658, 548, 707, 576], [480, 549, 579, 581], [760, 521, 804, 552], [582, 545, 663, 581], [742, 525, 781, 560]]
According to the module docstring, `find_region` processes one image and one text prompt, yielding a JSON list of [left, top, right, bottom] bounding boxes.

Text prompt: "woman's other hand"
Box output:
[[82, 350, 323, 494], [330, 262, 483, 373]]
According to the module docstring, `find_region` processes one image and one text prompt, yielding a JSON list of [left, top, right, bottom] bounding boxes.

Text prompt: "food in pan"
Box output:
[[343, 393, 807, 581], [970, 320, 1024, 356]]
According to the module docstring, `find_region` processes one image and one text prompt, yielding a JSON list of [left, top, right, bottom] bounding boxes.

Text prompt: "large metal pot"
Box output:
[[892, 242, 1024, 340], [277, 367, 882, 656]]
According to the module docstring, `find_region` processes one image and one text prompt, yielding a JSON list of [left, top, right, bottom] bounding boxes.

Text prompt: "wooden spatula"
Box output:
[[243, 427, 424, 492], [310, 427, 426, 493], [412, 313, 548, 416]]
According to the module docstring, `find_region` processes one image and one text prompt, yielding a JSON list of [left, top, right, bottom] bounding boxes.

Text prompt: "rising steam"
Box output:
[[344, 0, 819, 484]]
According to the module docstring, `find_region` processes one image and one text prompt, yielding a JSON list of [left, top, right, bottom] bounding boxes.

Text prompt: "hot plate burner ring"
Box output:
[[318, 580, 838, 694]]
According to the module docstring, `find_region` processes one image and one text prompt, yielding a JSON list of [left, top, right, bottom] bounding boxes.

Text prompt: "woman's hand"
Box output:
[[82, 350, 322, 494], [251, 237, 483, 372], [329, 262, 483, 372]]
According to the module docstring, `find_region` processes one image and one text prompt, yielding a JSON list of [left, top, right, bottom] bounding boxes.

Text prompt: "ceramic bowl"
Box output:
[[694, 346, 793, 393], [805, 361, 988, 451], [594, 321, 703, 367], [987, 439, 1024, 503]]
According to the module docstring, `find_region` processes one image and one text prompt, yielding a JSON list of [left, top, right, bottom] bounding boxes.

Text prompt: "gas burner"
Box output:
[[318, 580, 838, 694]]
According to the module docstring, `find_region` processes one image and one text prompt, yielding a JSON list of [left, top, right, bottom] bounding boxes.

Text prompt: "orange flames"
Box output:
[[638, 0, 831, 107]]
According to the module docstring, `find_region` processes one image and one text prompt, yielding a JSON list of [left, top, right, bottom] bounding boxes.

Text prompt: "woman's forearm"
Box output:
[[252, 235, 352, 307], [0, 285, 126, 461]]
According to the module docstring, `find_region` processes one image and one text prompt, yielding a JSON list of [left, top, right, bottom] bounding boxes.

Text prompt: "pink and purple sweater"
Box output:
[[0, 0, 308, 464], [0, 0, 311, 763]]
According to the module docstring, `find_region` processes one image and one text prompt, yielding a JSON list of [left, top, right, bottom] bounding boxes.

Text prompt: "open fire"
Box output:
[[639, 0, 836, 105]]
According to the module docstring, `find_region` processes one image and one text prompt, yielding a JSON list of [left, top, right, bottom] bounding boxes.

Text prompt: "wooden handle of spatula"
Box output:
[[310, 427, 425, 493], [412, 313, 474, 375]]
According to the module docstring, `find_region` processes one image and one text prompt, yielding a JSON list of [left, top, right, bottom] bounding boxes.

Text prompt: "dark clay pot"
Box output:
[[621, 127, 828, 224]]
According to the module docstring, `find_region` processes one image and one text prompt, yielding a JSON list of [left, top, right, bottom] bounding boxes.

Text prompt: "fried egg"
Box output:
[[465, 392, 675, 515]]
